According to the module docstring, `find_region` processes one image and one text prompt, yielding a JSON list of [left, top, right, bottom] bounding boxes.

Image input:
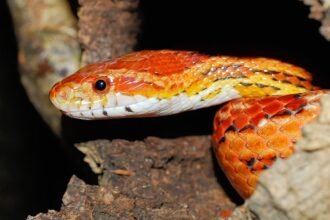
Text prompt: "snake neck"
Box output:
[[146, 56, 313, 102]]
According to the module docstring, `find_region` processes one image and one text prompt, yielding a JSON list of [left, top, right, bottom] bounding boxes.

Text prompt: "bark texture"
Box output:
[[7, 0, 80, 135], [28, 136, 238, 219], [78, 0, 140, 65]]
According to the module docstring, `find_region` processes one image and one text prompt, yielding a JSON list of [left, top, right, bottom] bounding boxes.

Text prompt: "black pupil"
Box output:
[[95, 80, 106, 91]]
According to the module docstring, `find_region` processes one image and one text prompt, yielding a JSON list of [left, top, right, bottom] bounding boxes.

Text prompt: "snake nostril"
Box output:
[[55, 90, 69, 104]]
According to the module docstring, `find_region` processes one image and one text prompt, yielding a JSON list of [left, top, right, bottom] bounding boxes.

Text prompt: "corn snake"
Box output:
[[49, 50, 326, 198]]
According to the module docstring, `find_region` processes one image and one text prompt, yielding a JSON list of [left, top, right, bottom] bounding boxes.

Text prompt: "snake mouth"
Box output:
[[61, 97, 159, 120], [61, 89, 240, 120]]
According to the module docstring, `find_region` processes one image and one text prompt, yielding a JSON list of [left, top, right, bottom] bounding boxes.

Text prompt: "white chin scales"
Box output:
[[65, 87, 240, 120]]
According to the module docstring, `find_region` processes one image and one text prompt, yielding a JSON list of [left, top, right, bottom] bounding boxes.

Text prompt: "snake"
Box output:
[[49, 50, 327, 199]]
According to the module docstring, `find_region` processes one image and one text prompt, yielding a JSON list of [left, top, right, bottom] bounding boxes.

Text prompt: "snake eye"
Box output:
[[95, 80, 107, 91], [93, 77, 111, 94]]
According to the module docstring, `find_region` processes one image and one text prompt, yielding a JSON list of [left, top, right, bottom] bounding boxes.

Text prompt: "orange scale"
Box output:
[[301, 107, 317, 116], [260, 158, 276, 167], [251, 112, 266, 127], [224, 148, 240, 162], [238, 148, 257, 161], [252, 161, 265, 171], [246, 134, 268, 154], [257, 121, 279, 138], [247, 174, 258, 188], [221, 117, 233, 131], [225, 66, 235, 73], [231, 71, 244, 78], [233, 114, 250, 131], [216, 148, 227, 161], [258, 96, 277, 106], [235, 162, 250, 177], [278, 94, 295, 103], [257, 148, 277, 160], [285, 98, 307, 111], [221, 161, 236, 176], [245, 104, 263, 116], [220, 70, 231, 78], [285, 76, 301, 85], [272, 73, 286, 81], [300, 81, 315, 89], [268, 134, 292, 153], [239, 126, 255, 135], [231, 175, 249, 192], [218, 104, 230, 113], [279, 147, 295, 159], [296, 108, 320, 121], [213, 126, 225, 141], [280, 119, 302, 138], [263, 101, 285, 115], [227, 135, 246, 152], [241, 188, 253, 199], [270, 114, 291, 125], [230, 107, 244, 118]]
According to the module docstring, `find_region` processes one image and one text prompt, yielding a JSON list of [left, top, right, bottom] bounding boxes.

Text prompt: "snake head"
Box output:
[[49, 62, 159, 119], [49, 50, 214, 119]]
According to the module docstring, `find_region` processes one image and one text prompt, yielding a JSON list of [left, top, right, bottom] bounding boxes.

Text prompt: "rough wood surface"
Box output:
[[7, 0, 80, 135], [27, 136, 238, 219], [78, 0, 140, 65]]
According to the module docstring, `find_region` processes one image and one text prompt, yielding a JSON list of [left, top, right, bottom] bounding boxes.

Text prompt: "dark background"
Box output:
[[1, 0, 329, 219]]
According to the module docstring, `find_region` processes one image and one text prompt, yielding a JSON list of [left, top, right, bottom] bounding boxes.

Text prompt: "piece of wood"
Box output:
[[7, 0, 80, 136], [78, 0, 140, 65], [27, 136, 238, 219]]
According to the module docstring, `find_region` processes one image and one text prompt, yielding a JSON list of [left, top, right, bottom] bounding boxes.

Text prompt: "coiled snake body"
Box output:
[[49, 50, 326, 198]]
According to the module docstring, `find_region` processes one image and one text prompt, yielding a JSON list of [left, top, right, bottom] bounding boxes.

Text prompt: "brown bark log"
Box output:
[[78, 0, 140, 64], [27, 136, 239, 219], [7, 0, 80, 136]]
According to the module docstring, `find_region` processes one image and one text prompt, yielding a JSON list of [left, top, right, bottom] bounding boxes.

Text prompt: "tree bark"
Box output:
[[28, 136, 240, 219]]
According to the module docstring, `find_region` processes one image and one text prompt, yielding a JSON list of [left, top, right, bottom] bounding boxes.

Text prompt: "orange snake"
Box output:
[[49, 50, 327, 198]]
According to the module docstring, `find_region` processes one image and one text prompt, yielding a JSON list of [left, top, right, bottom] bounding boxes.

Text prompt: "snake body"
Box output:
[[49, 50, 325, 198]]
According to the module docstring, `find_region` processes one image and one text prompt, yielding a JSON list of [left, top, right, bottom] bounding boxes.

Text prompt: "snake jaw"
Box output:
[[50, 80, 241, 120]]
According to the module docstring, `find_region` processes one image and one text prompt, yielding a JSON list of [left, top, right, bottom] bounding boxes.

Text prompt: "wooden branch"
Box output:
[[78, 0, 140, 64], [7, 0, 80, 135], [27, 136, 238, 219]]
